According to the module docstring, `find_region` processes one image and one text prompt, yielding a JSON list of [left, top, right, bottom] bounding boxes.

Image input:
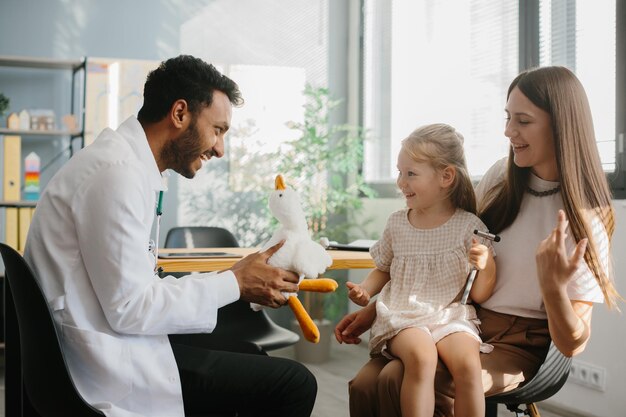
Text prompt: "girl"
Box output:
[[346, 123, 496, 417]]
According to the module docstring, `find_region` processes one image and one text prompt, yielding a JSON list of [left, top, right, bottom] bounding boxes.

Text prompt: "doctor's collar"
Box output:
[[159, 171, 171, 191]]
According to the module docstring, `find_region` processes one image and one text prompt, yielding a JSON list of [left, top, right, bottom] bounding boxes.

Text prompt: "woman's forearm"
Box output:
[[543, 288, 592, 356], [535, 210, 593, 357]]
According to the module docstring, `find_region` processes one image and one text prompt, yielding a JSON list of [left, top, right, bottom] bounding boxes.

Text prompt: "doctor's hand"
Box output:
[[229, 241, 300, 308]]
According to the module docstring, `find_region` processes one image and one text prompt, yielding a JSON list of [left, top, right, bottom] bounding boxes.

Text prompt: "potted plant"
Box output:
[[278, 85, 376, 362], [0, 92, 9, 121]]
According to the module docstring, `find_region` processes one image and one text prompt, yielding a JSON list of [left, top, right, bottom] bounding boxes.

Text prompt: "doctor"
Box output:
[[24, 55, 317, 417]]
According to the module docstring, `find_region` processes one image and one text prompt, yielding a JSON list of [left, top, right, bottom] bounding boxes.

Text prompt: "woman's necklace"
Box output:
[[526, 184, 561, 197]]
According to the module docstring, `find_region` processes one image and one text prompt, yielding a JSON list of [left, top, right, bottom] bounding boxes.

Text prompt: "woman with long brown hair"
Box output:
[[337, 66, 619, 417]]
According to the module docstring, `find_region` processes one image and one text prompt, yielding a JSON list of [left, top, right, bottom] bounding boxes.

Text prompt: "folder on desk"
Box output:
[[158, 252, 243, 259]]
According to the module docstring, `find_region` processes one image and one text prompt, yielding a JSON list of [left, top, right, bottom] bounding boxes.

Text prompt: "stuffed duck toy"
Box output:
[[258, 174, 337, 343]]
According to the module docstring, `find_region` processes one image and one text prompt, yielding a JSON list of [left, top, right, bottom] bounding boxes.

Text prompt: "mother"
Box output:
[[336, 66, 619, 417]]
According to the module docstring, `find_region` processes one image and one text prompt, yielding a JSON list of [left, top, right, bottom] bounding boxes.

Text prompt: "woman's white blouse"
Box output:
[[476, 158, 606, 319]]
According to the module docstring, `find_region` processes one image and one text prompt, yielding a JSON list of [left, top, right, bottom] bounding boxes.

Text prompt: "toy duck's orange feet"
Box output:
[[288, 295, 320, 343], [298, 278, 338, 292], [290, 279, 338, 343]]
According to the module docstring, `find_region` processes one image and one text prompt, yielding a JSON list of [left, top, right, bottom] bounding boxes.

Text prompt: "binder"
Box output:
[[0, 135, 4, 198], [3, 135, 21, 201], [18, 207, 31, 251], [0, 135, 4, 247], [5, 208, 18, 249], [3, 135, 21, 248]]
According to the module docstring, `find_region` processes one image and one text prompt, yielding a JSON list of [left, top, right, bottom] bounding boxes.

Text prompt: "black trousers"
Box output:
[[169, 334, 317, 417]]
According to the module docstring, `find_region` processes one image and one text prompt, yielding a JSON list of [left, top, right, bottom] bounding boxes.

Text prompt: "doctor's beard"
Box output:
[[161, 118, 205, 179]]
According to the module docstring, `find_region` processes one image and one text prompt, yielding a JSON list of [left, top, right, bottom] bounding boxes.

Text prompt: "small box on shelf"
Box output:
[[6, 112, 18, 129], [29, 109, 56, 131]]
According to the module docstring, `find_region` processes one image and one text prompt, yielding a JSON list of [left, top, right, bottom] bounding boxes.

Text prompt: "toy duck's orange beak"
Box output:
[[275, 174, 286, 190]]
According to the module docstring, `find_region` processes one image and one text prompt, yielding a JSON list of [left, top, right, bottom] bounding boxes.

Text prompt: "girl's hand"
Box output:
[[469, 238, 490, 270], [346, 281, 371, 306], [536, 210, 588, 294]]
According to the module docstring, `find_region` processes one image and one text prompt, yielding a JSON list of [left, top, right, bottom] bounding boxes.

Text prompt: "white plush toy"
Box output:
[[256, 174, 336, 343]]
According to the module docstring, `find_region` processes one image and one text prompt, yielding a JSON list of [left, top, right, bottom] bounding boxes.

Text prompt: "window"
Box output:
[[363, 0, 518, 185], [176, 0, 330, 245], [362, 0, 624, 196], [539, 0, 616, 172]]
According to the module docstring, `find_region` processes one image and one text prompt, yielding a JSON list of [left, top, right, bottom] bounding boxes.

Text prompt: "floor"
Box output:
[[0, 343, 566, 417], [272, 341, 369, 417]]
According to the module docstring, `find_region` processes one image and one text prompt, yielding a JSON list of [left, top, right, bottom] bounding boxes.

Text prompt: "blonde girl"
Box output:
[[346, 124, 496, 417]]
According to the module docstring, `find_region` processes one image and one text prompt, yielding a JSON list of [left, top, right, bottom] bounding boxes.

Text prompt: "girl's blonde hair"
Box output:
[[402, 123, 477, 214]]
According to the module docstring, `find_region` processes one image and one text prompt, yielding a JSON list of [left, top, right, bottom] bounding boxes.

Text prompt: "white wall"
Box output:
[[351, 198, 626, 416]]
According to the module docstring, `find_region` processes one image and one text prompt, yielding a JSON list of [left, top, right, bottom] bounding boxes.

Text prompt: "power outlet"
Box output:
[[569, 359, 606, 391]]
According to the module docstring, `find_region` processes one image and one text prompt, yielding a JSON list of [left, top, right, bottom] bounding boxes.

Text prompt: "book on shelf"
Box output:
[[17, 207, 32, 251], [2, 134, 24, 250], [0, 135, 4, 250], [3, 135, 20, 200]]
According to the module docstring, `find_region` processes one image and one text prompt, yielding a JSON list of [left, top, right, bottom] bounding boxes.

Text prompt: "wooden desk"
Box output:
[[158, 247, 375, 272]]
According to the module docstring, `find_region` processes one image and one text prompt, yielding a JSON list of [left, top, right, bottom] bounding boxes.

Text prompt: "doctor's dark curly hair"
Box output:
[[138, 55, 243, 123]]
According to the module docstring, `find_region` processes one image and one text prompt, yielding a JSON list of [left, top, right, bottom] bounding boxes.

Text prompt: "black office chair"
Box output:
[[0, 243, 105, 417], [0, 243, 243, 417], [485, 342, 572, 417], [164, 226, 300, 351], [164, 226, 241, 249]]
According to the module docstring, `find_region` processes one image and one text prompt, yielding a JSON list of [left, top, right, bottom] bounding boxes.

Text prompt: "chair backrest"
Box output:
[[165, 226, 240, 249], [485, 341, 572, 413], [0, 243, 104, 416], [163, 226, 300, 351]]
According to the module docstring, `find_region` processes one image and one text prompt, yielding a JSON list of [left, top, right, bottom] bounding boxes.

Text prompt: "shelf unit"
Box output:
[[0, 56, 89, 415], [0, 127, 82, 137], [0, 201, 37, 208], [0, 55, 87, 210], [0, 55, 87, 152]]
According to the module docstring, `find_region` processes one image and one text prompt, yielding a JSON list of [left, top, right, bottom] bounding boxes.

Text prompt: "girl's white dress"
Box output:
[[369, 208, 493, 355]]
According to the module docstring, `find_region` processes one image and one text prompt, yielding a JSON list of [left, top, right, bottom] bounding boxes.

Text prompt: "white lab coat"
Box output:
[[24, 117, 240, 417]]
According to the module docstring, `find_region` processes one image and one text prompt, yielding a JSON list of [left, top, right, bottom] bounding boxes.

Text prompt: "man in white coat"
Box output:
[[24, 55, 317, 417]]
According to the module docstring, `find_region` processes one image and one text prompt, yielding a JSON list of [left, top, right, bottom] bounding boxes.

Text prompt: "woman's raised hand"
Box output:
[[536, 209, 588, 294]]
